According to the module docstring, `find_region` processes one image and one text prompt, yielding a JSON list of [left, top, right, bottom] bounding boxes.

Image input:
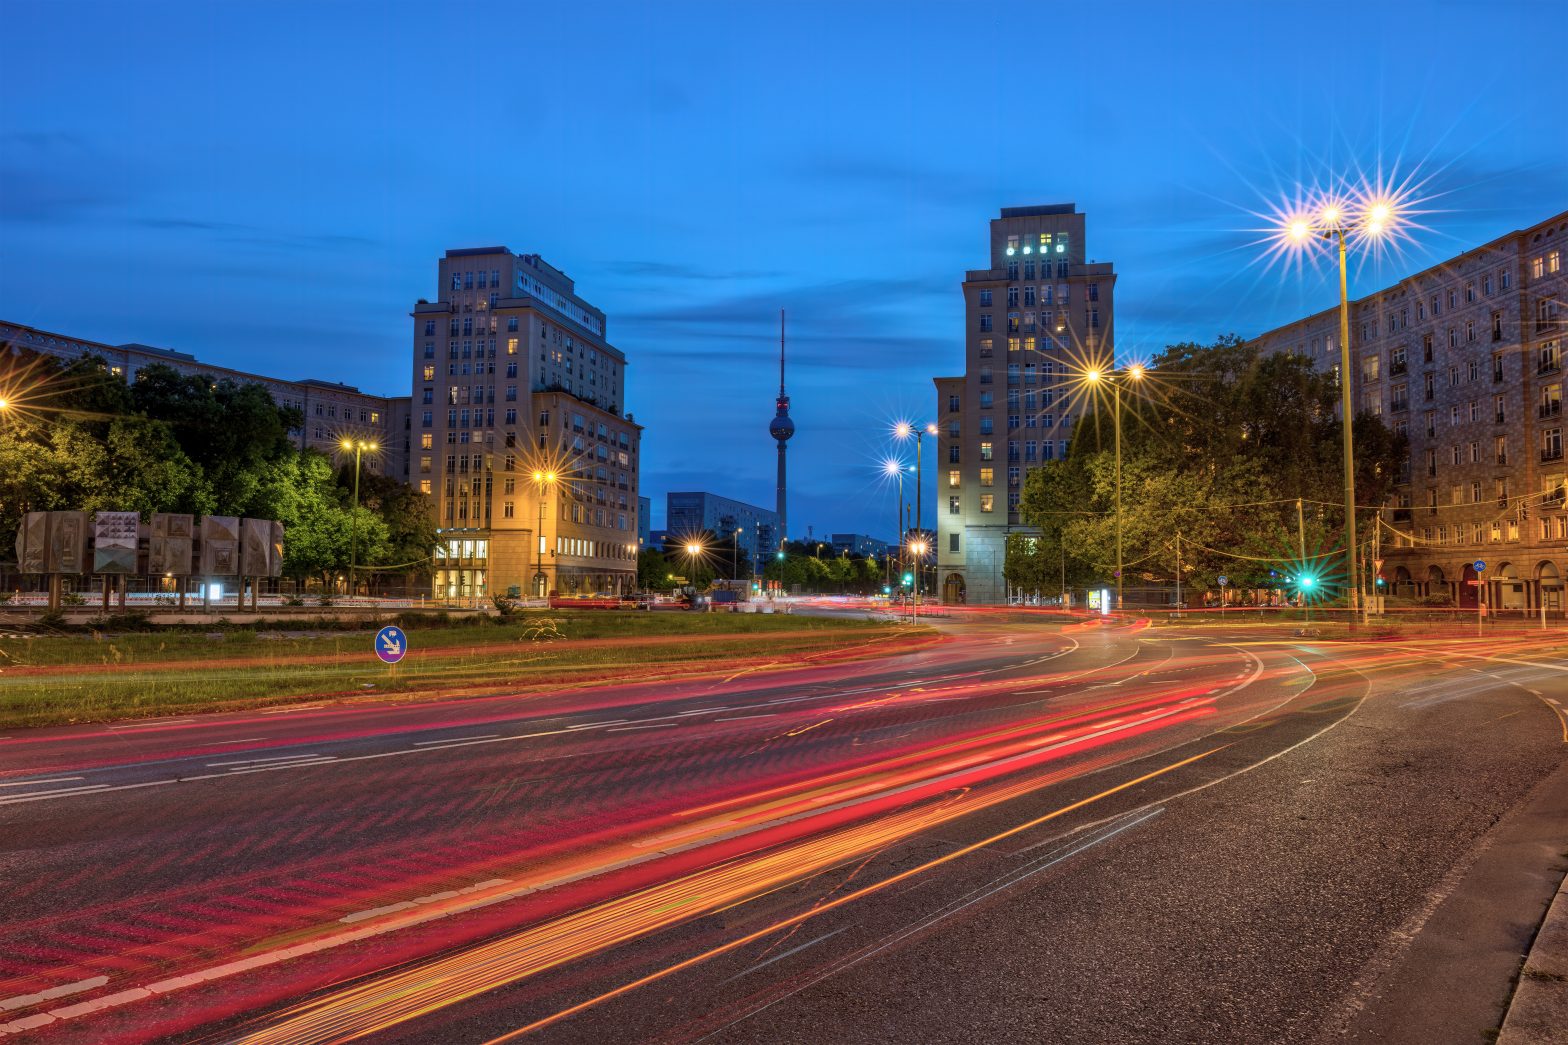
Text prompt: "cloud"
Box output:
[[610, 260, 785, 281]]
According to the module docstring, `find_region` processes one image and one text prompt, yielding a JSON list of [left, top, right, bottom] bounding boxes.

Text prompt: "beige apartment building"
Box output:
[[934, 204, 1117, 605], [1254, 209, 1568, 613], [411, 248, 641, 599], [0, 321, 410, 478]]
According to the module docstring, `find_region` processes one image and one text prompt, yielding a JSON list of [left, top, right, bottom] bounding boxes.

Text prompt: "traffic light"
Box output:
[[902, 573, 913, 585], [776, 551, 785, 560], [1299, 575, 1316, 590]]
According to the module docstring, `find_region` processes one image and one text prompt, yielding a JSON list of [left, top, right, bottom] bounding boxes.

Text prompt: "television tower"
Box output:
[[768, 309, 794, 552]]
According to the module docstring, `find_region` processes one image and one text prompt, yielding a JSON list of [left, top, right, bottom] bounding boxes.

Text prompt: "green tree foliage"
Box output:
[[1012, 336, 1406, 597], [0, 351, 421, 585]]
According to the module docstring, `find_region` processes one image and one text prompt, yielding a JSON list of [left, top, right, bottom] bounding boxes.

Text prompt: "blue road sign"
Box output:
[[1474, 560, 1487, 573], [1217, 575, 1229, 586], [375, 625, 407, 664]]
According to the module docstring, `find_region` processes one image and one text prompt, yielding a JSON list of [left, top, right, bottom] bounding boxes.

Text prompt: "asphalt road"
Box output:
[[2, 615, 1566, 1044]]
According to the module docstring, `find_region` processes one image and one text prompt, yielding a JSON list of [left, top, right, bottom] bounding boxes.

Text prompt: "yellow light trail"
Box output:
[[232, 746, 1224, 1044]]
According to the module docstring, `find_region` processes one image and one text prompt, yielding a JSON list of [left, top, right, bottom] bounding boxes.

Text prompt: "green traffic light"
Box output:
[[1300, 576, 1315, 589]]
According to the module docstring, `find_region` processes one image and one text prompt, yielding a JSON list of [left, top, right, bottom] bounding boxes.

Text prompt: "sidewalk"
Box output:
[[1500, 869, 1568, 1044]]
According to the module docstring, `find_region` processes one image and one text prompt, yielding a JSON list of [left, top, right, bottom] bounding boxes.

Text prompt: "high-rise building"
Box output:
[[933, 204, 1117, 604], [665, 491, 778, 575], [412, 248, 641, 600], [0, 321, 411, 479], [1254, 209, 1568, 613]]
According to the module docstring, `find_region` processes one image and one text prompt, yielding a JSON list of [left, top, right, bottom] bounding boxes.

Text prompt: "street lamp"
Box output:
[[532, 469, 559, 598], [1082, 365, 1144, 613], [909, 538, 929, 621], [685, 541, 704, 596], [895, 421, 939, 598], [882, 458, 906, 595], [340, 438, 378, 599], [1280, 191, 1401, 622]]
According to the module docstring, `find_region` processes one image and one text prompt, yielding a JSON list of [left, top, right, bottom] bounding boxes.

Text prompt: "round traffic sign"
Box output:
[[1474, 560, 1487, 573], [375, 625, 407, 664], [1217, 575, 1228, 586]]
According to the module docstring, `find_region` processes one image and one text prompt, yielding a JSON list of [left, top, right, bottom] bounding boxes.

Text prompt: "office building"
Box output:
[[829, 533, 889, 558], [666, 491, 778, 575], [638, 496, 651, 547], [1254, 209, 1568, 612], [0, 320, 410, 478], [414, 248, 641, 599], [933, 204, 1117, 604]]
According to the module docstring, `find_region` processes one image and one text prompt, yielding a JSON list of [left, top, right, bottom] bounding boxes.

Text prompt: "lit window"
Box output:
[[979, 467, 994, 486], [980, 494, 995, 512], [948, 469, 961, 488], [980, 441, 993, 460]]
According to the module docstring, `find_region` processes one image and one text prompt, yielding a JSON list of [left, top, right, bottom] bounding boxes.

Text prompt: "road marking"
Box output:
[[340, 879, 512, 923], [108, 718, 196, 730], [205, 753, 324, 767], [716, 714, 775, 721], [214, 738, 267, 745], [260, 705, 324, 715], [0, 780, 176, 805], [608, 723, 677, 732], [414, 735, 499, 745], [0, 976, 109, 1011], [566, 719, 627, 729], [0, 777, 82, 788]]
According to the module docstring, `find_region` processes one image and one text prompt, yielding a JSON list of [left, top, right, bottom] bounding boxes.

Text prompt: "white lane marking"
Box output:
[[608, 723, 677, 732], [413, 735, 499, 746], [205, 753, 323, 767], [566, 719, 627, 730], [0, 777, 83, 788], [716, 714, 776, 721], [339, 879, 511, 923], [721, 926, 851, 984], [0, 780, 176, 805], [180, 759, 338, 782], [0, 976, 109, 1011], [107, 719, 196, 730], [677, 707, 730, 716], [214, 738, 267, 745]]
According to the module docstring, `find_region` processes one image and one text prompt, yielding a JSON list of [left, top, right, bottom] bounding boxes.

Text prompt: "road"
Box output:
[[2, 614, 1566, 1044]]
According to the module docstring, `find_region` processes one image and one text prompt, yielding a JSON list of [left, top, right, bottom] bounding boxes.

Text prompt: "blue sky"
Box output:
[[2, 0, 1564, 538]]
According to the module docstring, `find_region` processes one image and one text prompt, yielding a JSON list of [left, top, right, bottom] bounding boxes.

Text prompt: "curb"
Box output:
[[1499, 867, 1568, 1044]]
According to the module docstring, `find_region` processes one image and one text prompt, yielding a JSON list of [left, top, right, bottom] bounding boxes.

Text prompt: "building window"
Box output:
[[948, 496, 961, 515], [1550, 250, 1562, 274], [948, 394, 960, 412], [949, 469, 961, 488], [979, 467, 994, 486], [948, 446, 960, 463], [979, 494, 994, 513], [979, 441, 993, 461], [979, 290, 992, 307]]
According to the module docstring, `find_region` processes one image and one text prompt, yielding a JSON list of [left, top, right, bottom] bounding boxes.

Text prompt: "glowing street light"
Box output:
[[894, 420, 939, 600], [532, 469, 559, 598], [1275, 189, 1404, 622], [340, 438, 378, 598], [1075, 364, 1146, 612], [684, 541, 705, 595]]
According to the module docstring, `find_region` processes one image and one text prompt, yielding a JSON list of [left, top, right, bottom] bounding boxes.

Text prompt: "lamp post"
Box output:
[[882, 459, 905, 597], [531, 469, 558, 598], [1082, 365, 1144, 613], [910, 539, 929, 621], [1283, 194, 1400, 623], [895, 422, 939, 598], [340, 438, 378, 599], [685, 541, 703, 598]]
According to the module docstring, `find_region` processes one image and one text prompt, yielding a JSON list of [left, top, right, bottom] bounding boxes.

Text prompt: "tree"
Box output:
[[1013, 336, 1407, 600]]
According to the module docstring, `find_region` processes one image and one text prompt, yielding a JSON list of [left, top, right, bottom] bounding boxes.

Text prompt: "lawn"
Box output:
[[0, 612, 934, 729]]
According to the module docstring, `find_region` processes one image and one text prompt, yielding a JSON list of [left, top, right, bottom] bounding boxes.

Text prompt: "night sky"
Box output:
[[2, 1, 1563, 540]]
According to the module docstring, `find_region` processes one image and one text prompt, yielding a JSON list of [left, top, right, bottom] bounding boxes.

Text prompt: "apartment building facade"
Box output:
[[1253, 209, 1568, 614], [412, 248, 641, 600], [665, 491, 778, 575], [933, 204, 1116, 604], [0, 321, 410, 478]]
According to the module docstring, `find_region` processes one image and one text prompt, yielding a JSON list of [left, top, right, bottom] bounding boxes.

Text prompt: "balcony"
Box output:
[[1543, 447, 1565, 462], [1390, 360, 1408, 376], [1390, 399, 1409, 413], [1541, 401, 1563, 419], [1541, 358, 1563, 375]]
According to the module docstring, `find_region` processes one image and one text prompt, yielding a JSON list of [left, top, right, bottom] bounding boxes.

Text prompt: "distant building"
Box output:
[[934, 204, 1117, 605], [412, 248, 641, 599], [666, 491, 778, 574], [830, 533, 889, 557], [1254, 209, 1568, 613], [638, 496, 651, 547], [0, 320, 411, 479]]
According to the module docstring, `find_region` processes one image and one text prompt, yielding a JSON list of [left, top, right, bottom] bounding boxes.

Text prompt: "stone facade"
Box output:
[[413, 248, 641, 599], [1254, 210, 1568, 614], [933, 205, 1116, 604]]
